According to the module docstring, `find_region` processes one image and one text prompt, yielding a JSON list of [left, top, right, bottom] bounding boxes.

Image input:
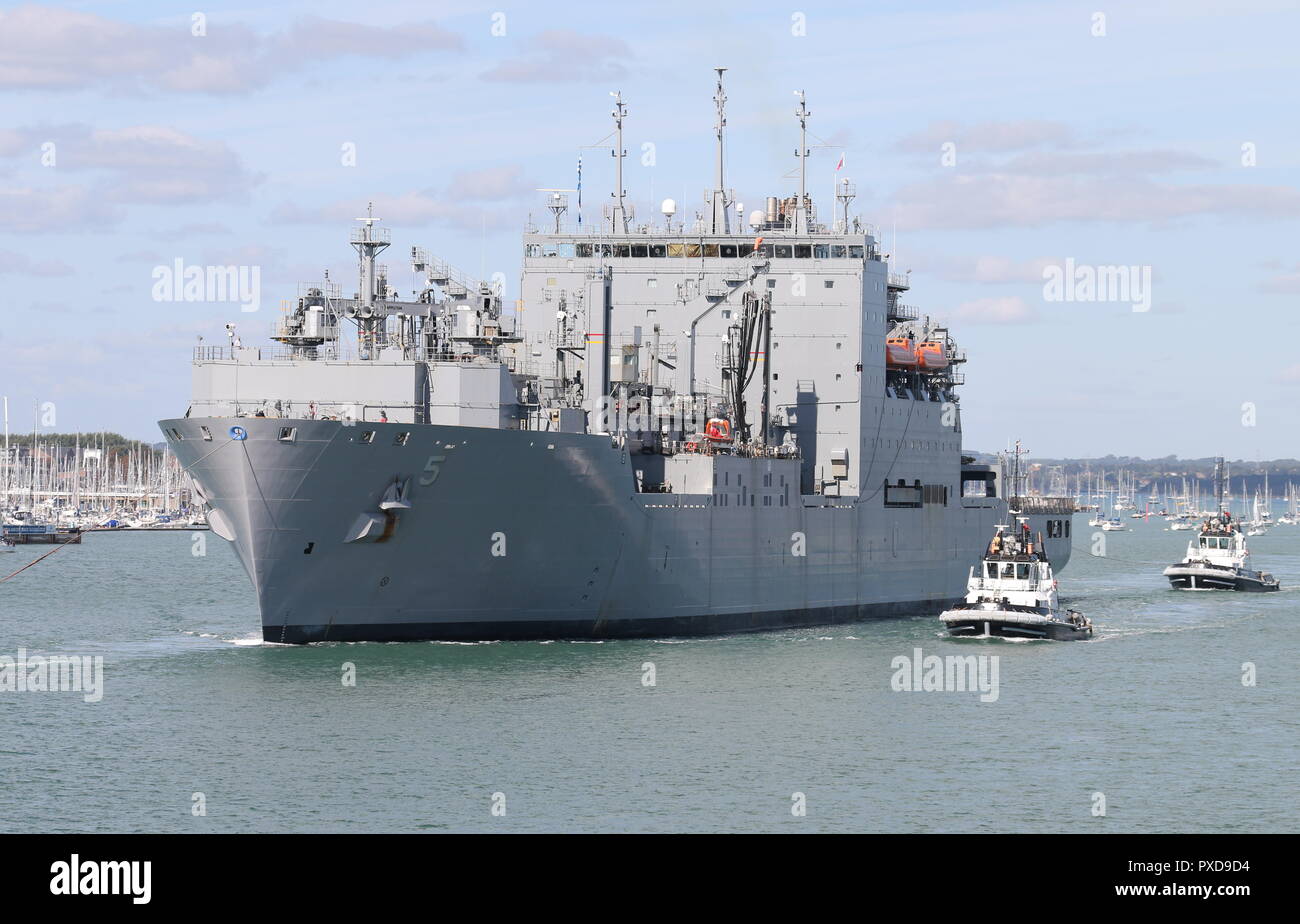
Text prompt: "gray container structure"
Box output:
[[160, 74, 1073, 642]]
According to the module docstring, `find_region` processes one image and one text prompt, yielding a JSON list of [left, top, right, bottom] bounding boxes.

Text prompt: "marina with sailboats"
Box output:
[[1, 400, 206, 537]]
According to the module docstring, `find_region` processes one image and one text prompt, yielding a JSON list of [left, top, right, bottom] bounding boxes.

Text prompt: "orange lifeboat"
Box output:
[[885, 337, 918, 368], [704, 418, 733, 442], [916, 341, 949, 371]]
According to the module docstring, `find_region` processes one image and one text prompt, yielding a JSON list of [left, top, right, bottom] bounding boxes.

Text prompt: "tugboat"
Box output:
[[940, 518, 1093, 640], [1162, 458, 1280, 592]]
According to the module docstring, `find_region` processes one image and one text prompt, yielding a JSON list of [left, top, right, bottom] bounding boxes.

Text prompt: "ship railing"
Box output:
[[1009, 496, 1077, 514], [193, 345, 344, 362], [350, 226, 391, 245], [187, 398, 423, 422], [888, 273, 911, 289], [662, 439, 800, 460], [425, 351, 521, 374], [423, 257, 489, 296], [888, 304, 919, 321]]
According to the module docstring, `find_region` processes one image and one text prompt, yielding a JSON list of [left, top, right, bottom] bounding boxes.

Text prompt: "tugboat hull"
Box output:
[[940, 609, 1092, 641], [1163, 564, 1279, 592]]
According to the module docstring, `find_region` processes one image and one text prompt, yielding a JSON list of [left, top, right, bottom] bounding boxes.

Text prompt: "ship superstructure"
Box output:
[[160, 74, 1073, 642]]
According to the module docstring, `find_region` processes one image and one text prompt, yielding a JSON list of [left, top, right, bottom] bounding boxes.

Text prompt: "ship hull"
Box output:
[[940, 610, 1091, 641], [161, 417, 1074, 643]]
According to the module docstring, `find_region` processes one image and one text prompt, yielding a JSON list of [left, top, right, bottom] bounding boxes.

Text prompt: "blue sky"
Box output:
[[2, 0, 1298, 458]]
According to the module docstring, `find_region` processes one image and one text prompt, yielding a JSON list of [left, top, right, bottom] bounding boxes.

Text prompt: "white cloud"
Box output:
[[0, 124, 257, 228], [1258, 264, 1300, 294], [482, 31, 631, 83], [0, 185, 123, 232], [891, 173, 1300, 230], [951, 296, 1035, 324], [897, 119, 1077, 154], [0, 248, 74, 276], [999, 150, 1218, 176], [888, 121, 1293, 229], [919, 255, 1062, 284], [271, 164, 536, 231], [0, 6, 463, 94], [448, 165, 537, 201]]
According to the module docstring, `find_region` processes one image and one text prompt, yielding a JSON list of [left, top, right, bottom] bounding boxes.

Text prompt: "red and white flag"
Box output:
[[835, 152, 845, 171]]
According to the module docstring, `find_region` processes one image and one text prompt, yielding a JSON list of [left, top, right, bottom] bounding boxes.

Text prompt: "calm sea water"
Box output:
[[2, 516, 1297, 833]]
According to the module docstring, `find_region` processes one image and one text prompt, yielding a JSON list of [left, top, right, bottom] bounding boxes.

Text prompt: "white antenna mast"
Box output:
[[609, 91, 628, 235], [794, 90, 810, 234], [710, 67, 731, 234]]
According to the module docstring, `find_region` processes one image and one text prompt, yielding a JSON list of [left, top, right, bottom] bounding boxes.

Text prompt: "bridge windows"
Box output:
[[531, 240, 867, 261], [962, 470, 997, 498]]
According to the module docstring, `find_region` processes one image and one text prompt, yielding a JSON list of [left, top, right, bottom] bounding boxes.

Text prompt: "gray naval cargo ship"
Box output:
[[160, 71, 1073, 642]]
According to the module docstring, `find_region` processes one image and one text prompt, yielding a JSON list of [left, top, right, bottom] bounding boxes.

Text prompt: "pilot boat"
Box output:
[[940, 519, 1093, 640]]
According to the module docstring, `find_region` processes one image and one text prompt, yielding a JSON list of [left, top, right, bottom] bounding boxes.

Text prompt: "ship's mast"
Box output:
[[351, 201, 390, 357], [793, 90, 810, 234], [609, 91, 628, 235], [709, 67, 731, 234], [836, 177, 855, 233], [1008, 439, 1028, 513], [1214, 456, 1226, 515]]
